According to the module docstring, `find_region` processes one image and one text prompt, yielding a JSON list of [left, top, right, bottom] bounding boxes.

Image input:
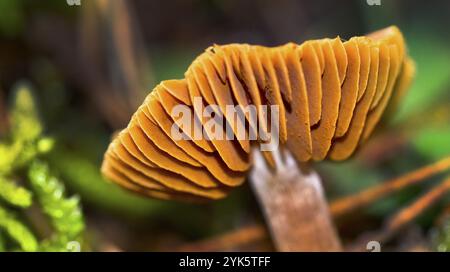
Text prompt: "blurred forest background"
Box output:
[[0, 0, 449, 251]]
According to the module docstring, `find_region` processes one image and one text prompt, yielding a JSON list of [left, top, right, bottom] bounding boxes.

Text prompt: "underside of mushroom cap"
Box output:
[[101, 26, 415, 201]]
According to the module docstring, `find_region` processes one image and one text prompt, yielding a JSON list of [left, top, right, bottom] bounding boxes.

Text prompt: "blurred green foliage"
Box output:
[[0, 206, 38, 251], [434, 216, 450, 252], [0, 82, 84, 252], [0, 84, 54, 175], [413, 127, 450, 161], [394, 32, 450, 122], [28, 160, 85, 251], [0, 176, 32, 207], [320, 160, 418, 218], [0, 0, 24, 37]]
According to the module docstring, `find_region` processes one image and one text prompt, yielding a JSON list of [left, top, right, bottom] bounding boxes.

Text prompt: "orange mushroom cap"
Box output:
[[101, 26, 415, 201]]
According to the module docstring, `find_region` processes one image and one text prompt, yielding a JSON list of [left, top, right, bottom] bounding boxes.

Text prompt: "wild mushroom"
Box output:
[[101, 26, 414, 203]]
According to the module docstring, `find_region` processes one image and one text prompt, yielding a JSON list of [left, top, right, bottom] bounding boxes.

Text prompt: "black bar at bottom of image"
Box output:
[[0, 252, 443, 271]]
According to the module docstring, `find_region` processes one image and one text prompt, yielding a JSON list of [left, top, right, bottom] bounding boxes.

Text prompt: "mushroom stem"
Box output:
[[250, 149, 342, 251], [330, 156, 450, 217]]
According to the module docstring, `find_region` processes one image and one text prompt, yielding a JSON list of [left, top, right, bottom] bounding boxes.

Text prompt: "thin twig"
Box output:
[[98, 0, 154, 109], [78, 0, 154, 128], [330, 156, 450, 217], [383, 176, 450, 236], [175, 224, 268, 252], [347, 176, 450, 251]]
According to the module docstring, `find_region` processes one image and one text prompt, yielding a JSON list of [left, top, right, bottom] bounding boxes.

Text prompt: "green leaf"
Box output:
[[0, 176, 32, 208], [0, 206, 38, 252]]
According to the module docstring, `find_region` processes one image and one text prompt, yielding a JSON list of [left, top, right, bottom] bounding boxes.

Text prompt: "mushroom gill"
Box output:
[[101, 26, 415, 201]]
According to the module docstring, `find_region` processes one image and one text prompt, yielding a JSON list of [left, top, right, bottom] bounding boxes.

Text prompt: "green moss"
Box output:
[[0, 82, 85, 252], [0, 206, 38, 252], [0, 176, 32, 208]]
